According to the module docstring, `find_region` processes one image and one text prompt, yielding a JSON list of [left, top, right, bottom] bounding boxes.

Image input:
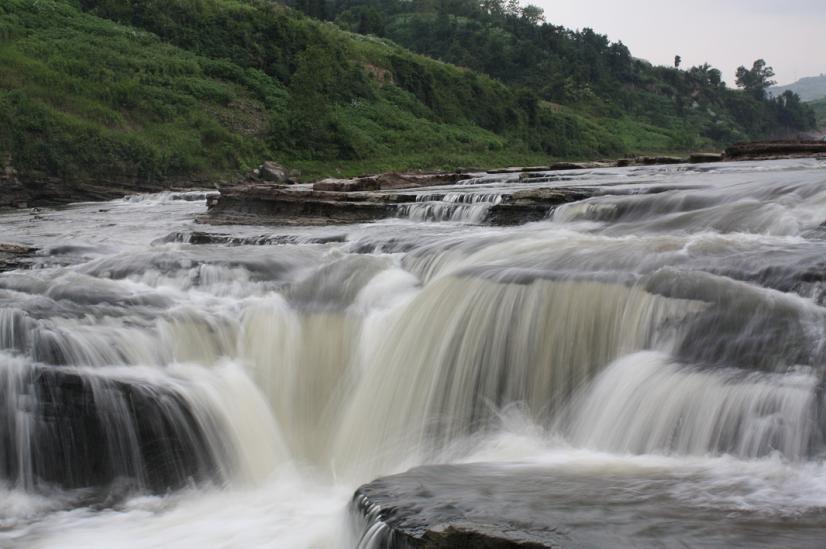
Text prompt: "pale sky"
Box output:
[[532, 0, 825, 86]]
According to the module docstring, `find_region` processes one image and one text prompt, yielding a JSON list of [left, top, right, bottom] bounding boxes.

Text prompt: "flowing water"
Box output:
[[1, 160, 826, 547]]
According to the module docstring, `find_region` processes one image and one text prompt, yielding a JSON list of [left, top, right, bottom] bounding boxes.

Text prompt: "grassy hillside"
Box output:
[[0, 0, 816, 197], [296, 0, 815, 145], [0, 0, 634, 191]]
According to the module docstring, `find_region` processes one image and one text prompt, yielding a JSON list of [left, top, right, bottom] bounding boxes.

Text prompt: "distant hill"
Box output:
[[771, 75, 826, 102]]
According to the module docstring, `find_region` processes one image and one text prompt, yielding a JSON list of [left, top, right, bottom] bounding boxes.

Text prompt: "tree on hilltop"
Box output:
[[735, 59, 776, 100]]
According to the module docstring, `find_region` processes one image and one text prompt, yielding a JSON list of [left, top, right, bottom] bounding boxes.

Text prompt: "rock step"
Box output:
[[201, 183, 595, 227], [0, 366, 226, 493]]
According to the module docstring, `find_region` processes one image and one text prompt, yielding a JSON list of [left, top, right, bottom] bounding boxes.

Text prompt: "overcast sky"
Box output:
[[532, 0, 825, 86]]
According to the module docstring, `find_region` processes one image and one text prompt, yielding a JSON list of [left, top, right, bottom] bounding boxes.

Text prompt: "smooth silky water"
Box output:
[[1, 160, 826, 547]]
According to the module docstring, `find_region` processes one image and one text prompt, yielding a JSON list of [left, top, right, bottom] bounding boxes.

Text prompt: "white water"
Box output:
[[1, 161, 826, 547]]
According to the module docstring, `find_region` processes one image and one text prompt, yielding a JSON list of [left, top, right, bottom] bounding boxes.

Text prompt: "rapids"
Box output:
[[1, 160, 826, 547]]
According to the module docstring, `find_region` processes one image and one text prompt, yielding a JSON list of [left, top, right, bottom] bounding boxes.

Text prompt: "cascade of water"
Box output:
[[564, 351, 822, 459], [2, 160, 826, 547], [397, 192, 503, 223], [331, 275, 704, 476]]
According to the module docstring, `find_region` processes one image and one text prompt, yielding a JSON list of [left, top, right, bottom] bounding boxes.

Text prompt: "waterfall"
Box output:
[[2, 159, 826, 547], [331, 275, 704, 476], [397, 192, 503, 223], [565, 352, 822, 459]]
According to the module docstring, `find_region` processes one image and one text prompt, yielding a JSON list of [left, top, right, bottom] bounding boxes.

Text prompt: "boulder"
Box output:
[[259, 161, 294, 184], [313, 178, 380, 192]]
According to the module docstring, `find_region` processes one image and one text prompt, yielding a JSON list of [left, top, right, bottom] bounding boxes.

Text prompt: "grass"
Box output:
[[0, 0, 793, 191]]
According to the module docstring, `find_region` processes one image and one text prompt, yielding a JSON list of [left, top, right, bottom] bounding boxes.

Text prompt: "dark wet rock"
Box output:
[[155, 231, 346, 246], [689, 153, 723, 163], [0, 366, 227, 493], [352, 465, 567, 549], [486, 188, 593, 226], [202, 184, 416, 226], [352, 463, 826, 549], [0, 242, 38, 272], [724, 140, 826, 160], [202, 180, 597, 227], [638, 155, 685, 165], [0, 243, 37, 255]]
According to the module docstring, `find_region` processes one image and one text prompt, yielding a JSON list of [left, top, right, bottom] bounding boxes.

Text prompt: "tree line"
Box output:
[[287, 0, 815, 138]]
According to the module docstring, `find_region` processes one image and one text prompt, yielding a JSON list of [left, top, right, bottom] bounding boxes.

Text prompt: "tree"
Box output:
[[774, 90, 816, 130], [735, 59, 776, 100], [521, 4, 545, 25]]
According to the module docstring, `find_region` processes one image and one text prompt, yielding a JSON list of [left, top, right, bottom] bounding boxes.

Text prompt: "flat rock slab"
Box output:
[[201, 183, 595, 227], [352, 463, 826, 549]]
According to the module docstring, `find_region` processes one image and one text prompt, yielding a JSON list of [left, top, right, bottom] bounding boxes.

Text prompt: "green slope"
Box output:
[[0, 0, 633, 191], [1, 0, 815, 197]]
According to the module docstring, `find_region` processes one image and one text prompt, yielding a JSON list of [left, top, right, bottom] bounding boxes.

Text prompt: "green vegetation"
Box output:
[[296, 0, 815, 142], [0, 0, 816, 190], [810, 98, 826, 131]]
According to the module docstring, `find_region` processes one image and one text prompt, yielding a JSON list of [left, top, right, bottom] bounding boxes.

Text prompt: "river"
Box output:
[[1, 159, 826, 547]]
